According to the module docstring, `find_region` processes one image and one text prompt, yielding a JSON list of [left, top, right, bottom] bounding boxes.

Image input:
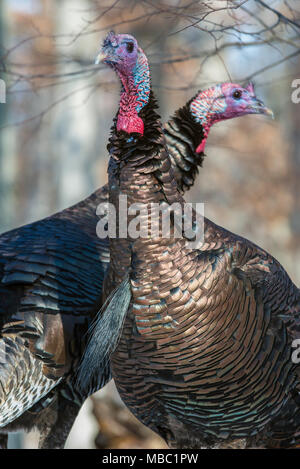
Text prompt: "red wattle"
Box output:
[[195, 138, 206, 154], [117, 115, 144, 135]]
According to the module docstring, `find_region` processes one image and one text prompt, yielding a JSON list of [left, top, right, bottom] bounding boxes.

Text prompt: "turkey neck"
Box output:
[[163, 100, 205, 193], [105, 90, 185, 291], [107, 87, 185, 205]]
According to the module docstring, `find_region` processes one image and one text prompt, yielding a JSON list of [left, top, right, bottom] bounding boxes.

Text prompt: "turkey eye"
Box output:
[[233, 90, 242, 100], [126, 42, 134, 53]]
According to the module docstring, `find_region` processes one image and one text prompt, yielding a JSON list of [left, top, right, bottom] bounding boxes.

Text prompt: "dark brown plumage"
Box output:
[[85, 33, 300, 449], [0, 88, 238, 448]]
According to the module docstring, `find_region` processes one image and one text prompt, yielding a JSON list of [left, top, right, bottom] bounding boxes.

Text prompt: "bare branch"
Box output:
[[256, 0, 300, 31], [2, 0, 300, 130]]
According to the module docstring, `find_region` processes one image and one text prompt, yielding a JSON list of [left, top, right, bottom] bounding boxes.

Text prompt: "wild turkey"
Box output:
[[79, 32, 300, 449], [0, 77, 269, 449], [165, 81, 273, 193], [0, 188, 111, 448]]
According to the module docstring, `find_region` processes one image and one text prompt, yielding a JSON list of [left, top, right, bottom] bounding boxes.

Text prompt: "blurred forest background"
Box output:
[[0, 0, 299, 449]]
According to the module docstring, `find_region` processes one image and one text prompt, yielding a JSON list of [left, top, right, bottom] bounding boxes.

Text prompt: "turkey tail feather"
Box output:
[[77, 277, 131, 391]]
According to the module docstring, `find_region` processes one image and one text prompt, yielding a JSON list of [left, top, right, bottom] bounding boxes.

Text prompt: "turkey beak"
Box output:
[[95, 47, 118, 65], [251, 99, 274, 119], [261, 105, 274, 119], [95, 52, 107, 65]]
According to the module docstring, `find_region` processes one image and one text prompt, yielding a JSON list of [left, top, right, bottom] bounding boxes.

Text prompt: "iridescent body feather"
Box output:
[[83, 32, 300, 450]]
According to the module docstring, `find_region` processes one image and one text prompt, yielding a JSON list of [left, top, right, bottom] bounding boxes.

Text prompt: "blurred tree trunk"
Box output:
[[289, 58, 300, 282], [0, 0, 5, 189], [0, 1, 8, 230], [13, 0, 57, 226], [0, 0, 17, 234], [52, 0, 104, 210]]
